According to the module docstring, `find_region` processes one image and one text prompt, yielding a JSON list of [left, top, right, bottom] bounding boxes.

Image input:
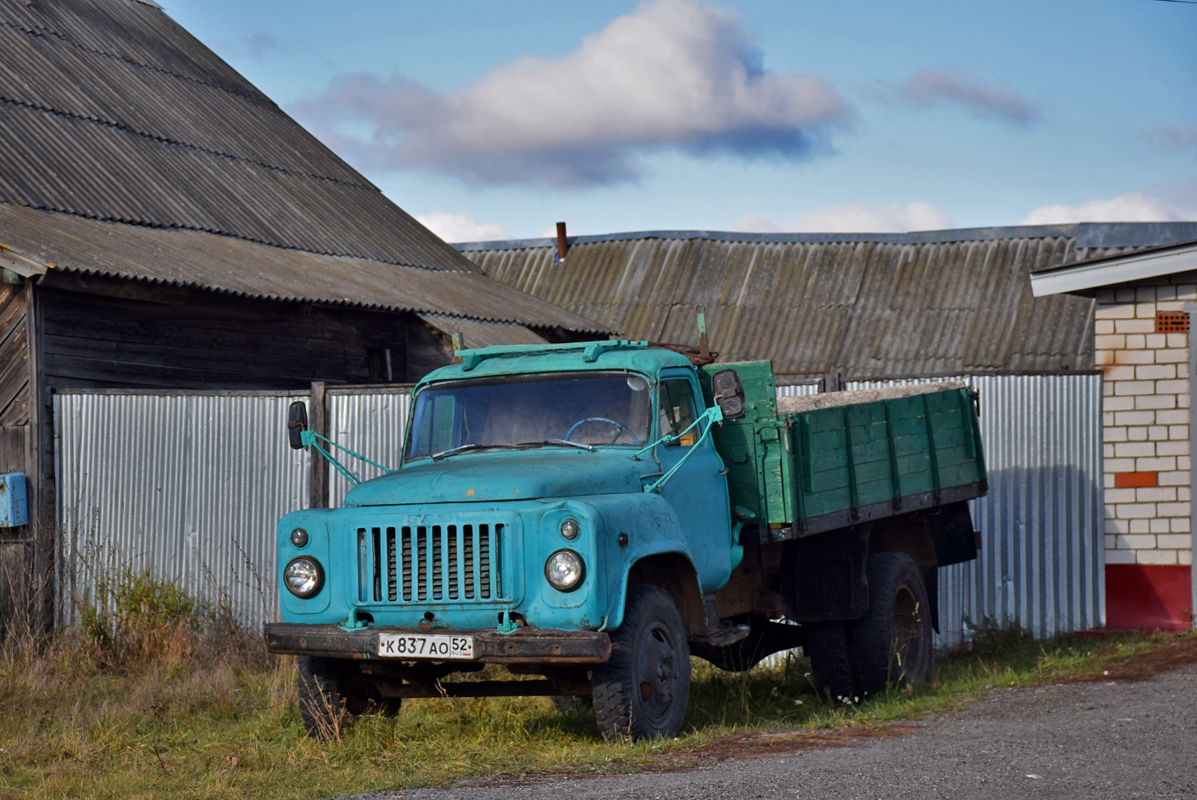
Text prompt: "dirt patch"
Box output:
[[460, 724, 917, 789], [645, 723, 917, 771], [1060, 634, 1197, 684]]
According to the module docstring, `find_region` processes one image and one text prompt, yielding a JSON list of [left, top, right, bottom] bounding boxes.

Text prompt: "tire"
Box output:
[[550, 694, 593, 714], [296, 656, 346, 740], [591, 584, 690, 742], [850, 552, 933, 695], [804, 621, 862, 704], [345, 695, 402, 717]]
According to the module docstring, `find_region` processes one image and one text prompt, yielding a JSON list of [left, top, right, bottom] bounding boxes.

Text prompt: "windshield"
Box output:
[[405, 372, 652, 461]]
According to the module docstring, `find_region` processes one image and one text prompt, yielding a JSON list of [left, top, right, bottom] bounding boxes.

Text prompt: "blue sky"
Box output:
[[163, 0, 1197, 241]]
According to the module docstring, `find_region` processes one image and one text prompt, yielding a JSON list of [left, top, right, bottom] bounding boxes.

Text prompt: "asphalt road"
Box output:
[[351, 661, 1197, 800]]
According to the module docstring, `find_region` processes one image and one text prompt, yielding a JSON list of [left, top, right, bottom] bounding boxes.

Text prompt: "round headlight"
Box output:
[[290, 527, 309, 548], [545, 550, 584, 592], [560, 518, 580, 540], [284, 556, 324, 598]]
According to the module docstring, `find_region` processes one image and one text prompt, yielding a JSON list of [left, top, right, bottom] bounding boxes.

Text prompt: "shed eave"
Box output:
[[1031, 244, 1197, 297]]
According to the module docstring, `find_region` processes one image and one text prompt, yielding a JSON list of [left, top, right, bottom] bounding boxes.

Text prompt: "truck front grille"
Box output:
[[359, 523, 505, 603]]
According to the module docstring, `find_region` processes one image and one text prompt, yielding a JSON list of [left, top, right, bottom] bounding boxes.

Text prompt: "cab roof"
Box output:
[[416, 340, 695, 387]]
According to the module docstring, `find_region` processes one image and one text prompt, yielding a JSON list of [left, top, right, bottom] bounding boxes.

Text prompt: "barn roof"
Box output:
[[458, 223, 1197, 379], [0, 0, 606, 337]]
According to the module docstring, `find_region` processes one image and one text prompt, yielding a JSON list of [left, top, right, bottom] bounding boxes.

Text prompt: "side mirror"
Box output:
[[711, 369, 746, 421], [287, 401, 309, 450]]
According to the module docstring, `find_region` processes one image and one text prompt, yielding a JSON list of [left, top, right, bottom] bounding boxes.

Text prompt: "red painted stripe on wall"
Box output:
[[1105, 564, 1193, 631]]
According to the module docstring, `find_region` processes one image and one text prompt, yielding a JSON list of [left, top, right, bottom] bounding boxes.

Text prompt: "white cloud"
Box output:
[[290, 0, 848, 188], [1020, 193, 1194, 226], [414, 212, 509, 243], [899, 70, 1039, 125], [728, 214, 782, 233], [731, 202, 952, 234]]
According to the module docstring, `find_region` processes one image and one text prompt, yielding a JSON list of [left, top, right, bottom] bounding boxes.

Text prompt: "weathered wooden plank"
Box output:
[[0, 396, 28, 427], [44, 333, 353, 380], [43, 287, 408, 346], [0, 426, 26, 474], [45, 354, 360, 391], [0, 291, 26, 342], [856, 476, 899, 506], [41, 285, 446, 388], [891, 434, 932, 457], [0, 352, 30, 417], [43, 311, 364, 361]]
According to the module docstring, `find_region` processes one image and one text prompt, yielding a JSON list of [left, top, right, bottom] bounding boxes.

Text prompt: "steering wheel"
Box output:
[[565, 417, 637, 445]]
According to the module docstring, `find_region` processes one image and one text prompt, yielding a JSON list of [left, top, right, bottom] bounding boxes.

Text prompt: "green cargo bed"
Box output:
[[700, 365, 987, 543]]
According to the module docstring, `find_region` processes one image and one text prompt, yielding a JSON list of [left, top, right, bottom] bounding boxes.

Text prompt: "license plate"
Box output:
[[377, 633, 475, 660]]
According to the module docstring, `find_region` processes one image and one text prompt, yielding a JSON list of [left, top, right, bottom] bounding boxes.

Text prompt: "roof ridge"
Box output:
[[454, 227, 1086, 250], [2, 18, 268, 107], [0, 93, 374, 190], [455, 223, 1197, 251]]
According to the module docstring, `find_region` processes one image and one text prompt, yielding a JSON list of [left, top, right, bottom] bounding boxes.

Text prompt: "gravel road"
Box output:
[[351, 661, 1197, 800]]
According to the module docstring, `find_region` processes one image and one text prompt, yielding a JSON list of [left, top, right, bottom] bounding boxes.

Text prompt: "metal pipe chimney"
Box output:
[[556, 222, 568, 262]]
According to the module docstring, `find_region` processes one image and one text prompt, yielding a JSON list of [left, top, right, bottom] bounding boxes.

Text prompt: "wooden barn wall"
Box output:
[[0, 281, 33, 636], [37, 277, 453, 391]]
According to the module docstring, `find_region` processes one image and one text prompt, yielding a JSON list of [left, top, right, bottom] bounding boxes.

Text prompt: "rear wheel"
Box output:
[[591, 584, 690, 741], [550, 694, 593, 714], [804, 621, 862, 703], [851, 552, 933, 694]]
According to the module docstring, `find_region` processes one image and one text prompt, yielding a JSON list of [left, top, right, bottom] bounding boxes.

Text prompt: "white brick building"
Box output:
[[1033, 241, 1197, 630]]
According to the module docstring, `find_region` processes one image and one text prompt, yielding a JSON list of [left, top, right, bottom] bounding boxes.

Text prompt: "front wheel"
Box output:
[[851, 552, 933, 695], [297, 657, 400, 739], [591, 584, 690, 742], [296, 656, 346, 740]]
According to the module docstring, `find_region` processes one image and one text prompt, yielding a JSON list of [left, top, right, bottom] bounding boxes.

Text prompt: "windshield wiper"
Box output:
[[542, 439, 594, 451], [510, 439, 595, 452], [431, 443, 479, 461], [430, 443, 518, 461]]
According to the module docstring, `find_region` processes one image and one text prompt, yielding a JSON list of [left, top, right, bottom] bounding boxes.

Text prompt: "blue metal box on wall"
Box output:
[[0, 472, 28, 527]]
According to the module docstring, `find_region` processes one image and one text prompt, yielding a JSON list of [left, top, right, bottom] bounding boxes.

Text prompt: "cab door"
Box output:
[[654, 368, 733, 590]]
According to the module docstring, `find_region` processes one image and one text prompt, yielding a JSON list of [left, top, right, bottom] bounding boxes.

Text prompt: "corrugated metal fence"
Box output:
[[54, 374, 1103, 646], [327, 387, 410, 508], [54, 391, 310, 630], [847, 375, 1105, 646]]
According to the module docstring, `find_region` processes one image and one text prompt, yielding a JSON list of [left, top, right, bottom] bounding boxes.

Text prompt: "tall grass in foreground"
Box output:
[[0, 573, 1190, 800]]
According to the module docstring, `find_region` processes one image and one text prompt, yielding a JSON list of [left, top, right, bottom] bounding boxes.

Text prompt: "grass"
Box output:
[[0, 574, 1193, 799]]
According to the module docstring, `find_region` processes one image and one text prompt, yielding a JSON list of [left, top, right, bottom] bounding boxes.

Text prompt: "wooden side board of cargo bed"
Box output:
[[699, 365, 988, 544]]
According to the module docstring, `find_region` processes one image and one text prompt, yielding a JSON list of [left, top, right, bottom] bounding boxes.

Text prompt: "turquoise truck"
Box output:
[[265, 337, 986, 741]]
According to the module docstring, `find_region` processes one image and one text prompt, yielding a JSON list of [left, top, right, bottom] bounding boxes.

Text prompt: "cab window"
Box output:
[[659, 379, 698, 447]]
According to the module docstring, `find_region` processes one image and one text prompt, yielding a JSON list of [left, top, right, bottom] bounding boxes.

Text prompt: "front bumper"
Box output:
[[264, 623, 611, 665]]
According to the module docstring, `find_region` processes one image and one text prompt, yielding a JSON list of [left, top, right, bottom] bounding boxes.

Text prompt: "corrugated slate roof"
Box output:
[[418, 315, 549, 348], [0, 0, 607, 334], [0, 2, 474, 269], [0, 204, 606, 330], [458, 223, 1197, 378]]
